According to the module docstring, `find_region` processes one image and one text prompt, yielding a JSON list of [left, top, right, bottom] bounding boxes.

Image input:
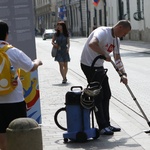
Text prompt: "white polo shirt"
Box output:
[[81, 26, 120, 67]]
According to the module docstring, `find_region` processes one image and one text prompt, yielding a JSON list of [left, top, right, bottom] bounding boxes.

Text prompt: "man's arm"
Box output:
[[30, 59, 43, 72], [113, 53, 128, 84], [89, 37, 111, 61], [113, 53, 126, 74]]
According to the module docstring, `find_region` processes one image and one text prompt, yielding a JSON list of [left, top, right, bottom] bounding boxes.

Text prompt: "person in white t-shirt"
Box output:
[[81, 20, 131, 135], [0, 20, 43, 150]]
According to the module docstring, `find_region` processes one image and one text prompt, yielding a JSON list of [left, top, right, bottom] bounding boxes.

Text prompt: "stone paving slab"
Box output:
[[36, 38, 150, 150]]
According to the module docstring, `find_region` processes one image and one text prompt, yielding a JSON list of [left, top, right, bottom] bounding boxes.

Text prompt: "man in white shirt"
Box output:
[[81, 20, 131, 135], [0, 20, 43, 150]]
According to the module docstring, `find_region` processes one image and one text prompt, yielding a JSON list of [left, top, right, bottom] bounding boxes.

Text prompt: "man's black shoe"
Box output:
[[108, 125, 121, 132], [100, 127, 114, 135]]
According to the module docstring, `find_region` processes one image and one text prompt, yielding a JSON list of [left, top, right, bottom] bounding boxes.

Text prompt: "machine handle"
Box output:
[[70, 86, 83, 91]]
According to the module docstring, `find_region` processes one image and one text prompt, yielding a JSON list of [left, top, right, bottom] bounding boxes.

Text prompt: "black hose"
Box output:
[[54, 107, 67, 131]]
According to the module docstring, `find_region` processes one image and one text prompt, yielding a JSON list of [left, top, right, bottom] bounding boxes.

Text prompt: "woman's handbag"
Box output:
[[51, 46, 57, 57]]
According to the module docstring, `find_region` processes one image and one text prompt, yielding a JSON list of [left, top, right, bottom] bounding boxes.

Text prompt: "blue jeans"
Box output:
[[81, 63, 111, 130]]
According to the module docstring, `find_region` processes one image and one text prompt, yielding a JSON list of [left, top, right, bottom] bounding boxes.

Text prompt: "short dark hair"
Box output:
[[116, 20, 131, 30], [0, 20, 9, 40]]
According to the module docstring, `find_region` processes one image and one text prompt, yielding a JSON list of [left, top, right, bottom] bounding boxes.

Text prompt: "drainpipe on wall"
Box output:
[[86, 0, 89, 37], [118, 0, 123, 20], [118, 0, 123, 40], [126, 0, 130, 20], [69, 0, 73, 36], [79, 0, 84, 36], [103, 0, 107, 26]]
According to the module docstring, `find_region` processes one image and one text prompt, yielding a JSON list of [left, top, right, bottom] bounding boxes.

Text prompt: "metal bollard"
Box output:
[[6, 118, 43, 150]]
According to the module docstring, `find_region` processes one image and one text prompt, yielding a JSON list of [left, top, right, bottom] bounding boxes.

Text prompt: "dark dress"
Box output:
[[55, 33, 70, 62]]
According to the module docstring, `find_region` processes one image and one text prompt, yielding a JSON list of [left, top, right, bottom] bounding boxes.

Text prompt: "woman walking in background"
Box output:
[[52, 21, 70, 84]]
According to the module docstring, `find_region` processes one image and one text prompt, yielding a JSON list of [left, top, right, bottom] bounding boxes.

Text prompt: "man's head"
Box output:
[[0, 20, 9, 41], [113, 20, 131, 38]]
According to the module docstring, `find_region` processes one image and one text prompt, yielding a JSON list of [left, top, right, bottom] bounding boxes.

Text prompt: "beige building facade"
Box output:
[[34, 0, 56, 34], [34, 0, 150, 41]]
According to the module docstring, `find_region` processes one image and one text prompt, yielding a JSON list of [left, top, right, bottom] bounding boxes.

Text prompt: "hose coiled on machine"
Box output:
[[80, 82, 101, 109]]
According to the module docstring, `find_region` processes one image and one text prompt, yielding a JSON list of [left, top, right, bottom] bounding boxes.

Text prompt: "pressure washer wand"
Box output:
[[110, 59, 150, 133]]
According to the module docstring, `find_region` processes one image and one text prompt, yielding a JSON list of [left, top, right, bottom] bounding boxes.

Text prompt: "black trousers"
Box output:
[[0, 101, 27, 133], [81, 63, 111, 130]]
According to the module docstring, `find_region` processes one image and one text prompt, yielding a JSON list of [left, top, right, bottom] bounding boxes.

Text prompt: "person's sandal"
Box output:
[[62, 78, 67, 84]]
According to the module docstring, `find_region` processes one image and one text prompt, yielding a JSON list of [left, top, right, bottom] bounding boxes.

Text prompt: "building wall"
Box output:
[[34, 0, 56, 35], [107, 0, 118, 26], [34, 0, 150, 41], [106, 0, 150, 42], [142, 0, 150, 42]]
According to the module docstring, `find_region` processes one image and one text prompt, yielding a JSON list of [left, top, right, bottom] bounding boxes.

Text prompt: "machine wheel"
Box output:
[[93, 128, 100, 140], [76, 132, 87, 142], [64, 138, 68, 143], [54, 107, 67, 131]]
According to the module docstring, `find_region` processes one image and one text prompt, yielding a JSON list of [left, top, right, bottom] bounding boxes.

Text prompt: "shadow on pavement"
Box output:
[[52, 83, 71, 86], [54, 135, 141, 149]]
